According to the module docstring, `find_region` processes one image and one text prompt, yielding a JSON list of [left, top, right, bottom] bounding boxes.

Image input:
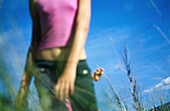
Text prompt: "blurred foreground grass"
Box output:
[[0, 0, 169, 110], [0, 46, 169, 111]]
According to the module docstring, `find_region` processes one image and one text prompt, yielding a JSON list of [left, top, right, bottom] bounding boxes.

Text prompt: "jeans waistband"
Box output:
[[35, 59, 86, 66]]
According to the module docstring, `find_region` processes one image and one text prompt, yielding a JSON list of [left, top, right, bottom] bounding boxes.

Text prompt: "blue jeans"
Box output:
[[34, 60, 98, 111]]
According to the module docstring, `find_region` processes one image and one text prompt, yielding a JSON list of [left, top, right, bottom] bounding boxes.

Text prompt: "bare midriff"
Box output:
[[36, 47, 86, 61]]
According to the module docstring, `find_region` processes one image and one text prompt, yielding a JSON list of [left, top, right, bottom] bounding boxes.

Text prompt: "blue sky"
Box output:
[[0, 0, 170, 110]]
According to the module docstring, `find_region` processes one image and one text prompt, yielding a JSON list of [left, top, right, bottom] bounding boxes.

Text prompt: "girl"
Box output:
[[16, 0, 103, 110]]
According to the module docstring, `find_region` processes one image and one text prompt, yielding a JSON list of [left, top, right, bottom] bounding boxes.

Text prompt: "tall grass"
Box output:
[[0, 44, 169, 111], [0, 49, 15, 111], [0, 39, 169, 111], [123, 46, 141, 111], [102, 45, 170, 111], [0, 0, 169, 110]]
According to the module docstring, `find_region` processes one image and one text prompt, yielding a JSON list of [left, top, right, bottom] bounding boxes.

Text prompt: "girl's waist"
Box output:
[[36, 47, 86, 61]]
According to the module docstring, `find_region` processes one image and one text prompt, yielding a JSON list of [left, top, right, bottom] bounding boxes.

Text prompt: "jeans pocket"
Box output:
[[34, 67, 53, 91], [76, 62, 91, 78]]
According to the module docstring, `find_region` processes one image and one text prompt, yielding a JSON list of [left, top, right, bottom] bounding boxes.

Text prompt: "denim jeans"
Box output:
[[34, 60, 98, 111]]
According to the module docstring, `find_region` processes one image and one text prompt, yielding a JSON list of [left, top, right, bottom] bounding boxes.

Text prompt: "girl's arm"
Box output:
[[55, 0, 91, 100], [15, 0, 41, 103]]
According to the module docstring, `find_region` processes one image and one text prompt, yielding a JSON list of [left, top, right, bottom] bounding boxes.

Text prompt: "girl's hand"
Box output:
[[55, 65, 77, 100], [92, 68, 104, 81]]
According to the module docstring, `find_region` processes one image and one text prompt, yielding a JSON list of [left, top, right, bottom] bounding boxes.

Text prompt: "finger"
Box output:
[[94, 70, 98, 74], [99, 70, 103, 76], [95, 70, 101, 75], [55, 83, 60, 97], [98, 68, 104, 75], [95, 76, 100, 81], [59, 81, 65, 100], [65, 82, 69, 98], [100, 68, 104, 72], [70, 82, 74, 95], [94, 69, 100, 75]]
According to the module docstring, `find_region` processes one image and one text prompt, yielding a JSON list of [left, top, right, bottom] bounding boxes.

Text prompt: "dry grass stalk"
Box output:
[[123, 46, 141, 111], [103, 74, 127, 111], [150, 0, 170, 34]]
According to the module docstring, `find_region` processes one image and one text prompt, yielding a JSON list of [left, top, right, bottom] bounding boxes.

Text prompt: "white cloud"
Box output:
[[115, 62, 126, 73], [148, 43, 168, 51], [164, 77, 170, 84], [143, 77, 170, 93]]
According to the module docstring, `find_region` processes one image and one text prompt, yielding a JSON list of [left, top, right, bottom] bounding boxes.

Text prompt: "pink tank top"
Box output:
[[37, 0, 78, 50]]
